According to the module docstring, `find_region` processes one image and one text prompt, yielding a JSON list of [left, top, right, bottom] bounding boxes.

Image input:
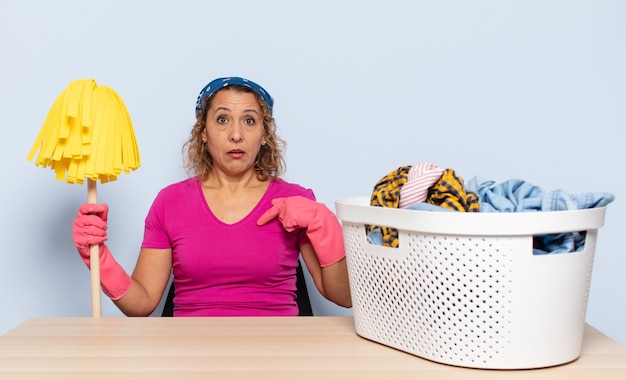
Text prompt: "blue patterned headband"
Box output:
[[195, 77, 274, 119]]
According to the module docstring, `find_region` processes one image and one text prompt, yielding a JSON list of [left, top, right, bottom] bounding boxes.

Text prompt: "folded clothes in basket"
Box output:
[[368, 163, 615, 254]]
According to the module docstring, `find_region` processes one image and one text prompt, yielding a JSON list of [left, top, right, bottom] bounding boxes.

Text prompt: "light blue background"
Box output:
[[1, 0, 624, 346]]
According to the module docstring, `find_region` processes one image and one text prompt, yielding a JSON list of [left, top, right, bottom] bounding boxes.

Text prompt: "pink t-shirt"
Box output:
[[142, 177, 314, 316]]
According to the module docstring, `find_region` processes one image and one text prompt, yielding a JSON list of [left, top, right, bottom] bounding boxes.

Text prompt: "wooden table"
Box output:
[[0, 317, 625, 379]]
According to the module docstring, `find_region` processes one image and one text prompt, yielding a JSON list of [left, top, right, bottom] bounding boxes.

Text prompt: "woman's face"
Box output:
[[202, 89, 266, 178]]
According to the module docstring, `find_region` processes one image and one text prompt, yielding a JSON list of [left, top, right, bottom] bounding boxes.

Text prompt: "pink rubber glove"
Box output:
[[257, 196, 346, 267], [72, 203, 132, 300]]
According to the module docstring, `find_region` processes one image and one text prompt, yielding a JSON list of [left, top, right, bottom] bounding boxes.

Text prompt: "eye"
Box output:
[[216, 116, 228, 124], [244, 117, 256, 126]]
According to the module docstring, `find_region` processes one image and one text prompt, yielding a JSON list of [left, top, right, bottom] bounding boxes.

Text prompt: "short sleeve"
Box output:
[[141, 190, 172, 249]]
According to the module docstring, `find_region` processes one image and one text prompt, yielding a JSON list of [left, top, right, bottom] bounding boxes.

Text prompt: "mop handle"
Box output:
[[87, 179, 102, 318]]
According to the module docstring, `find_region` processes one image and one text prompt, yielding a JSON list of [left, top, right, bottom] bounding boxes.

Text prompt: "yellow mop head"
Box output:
[[27, 79, 140, 184]]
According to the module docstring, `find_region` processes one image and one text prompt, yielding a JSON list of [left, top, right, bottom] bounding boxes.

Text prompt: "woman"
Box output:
[[72, 77, 351, 316]]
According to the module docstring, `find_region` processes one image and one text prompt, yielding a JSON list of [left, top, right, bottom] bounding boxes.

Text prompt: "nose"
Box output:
[[229, 124, 243, 143]]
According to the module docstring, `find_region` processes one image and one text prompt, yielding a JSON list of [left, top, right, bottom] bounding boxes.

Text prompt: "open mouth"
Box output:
[[227, 149, 245, 158]]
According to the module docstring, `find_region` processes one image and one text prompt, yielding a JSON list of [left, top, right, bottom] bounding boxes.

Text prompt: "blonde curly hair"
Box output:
[[183, 85, 286, 181]]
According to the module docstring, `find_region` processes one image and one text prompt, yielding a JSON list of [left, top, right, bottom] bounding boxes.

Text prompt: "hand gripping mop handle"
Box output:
[[88, 179, 102, 317]]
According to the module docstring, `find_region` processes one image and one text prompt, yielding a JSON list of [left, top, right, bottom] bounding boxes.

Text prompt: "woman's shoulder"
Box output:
[[155, 177, 200, 199], [268, 178, 315, 200]]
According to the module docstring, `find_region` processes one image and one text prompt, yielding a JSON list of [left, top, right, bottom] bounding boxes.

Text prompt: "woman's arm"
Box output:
[[113, 248, 172, 317], [300, 243, 352, 308]]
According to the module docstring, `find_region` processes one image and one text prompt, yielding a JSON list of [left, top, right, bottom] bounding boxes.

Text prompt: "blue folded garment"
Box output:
[[465, 177, 614, 213], [466, 177, 614, 254]]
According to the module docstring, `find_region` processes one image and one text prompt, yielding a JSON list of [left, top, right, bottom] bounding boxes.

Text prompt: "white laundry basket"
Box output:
[[335, 196, 607, 369]]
